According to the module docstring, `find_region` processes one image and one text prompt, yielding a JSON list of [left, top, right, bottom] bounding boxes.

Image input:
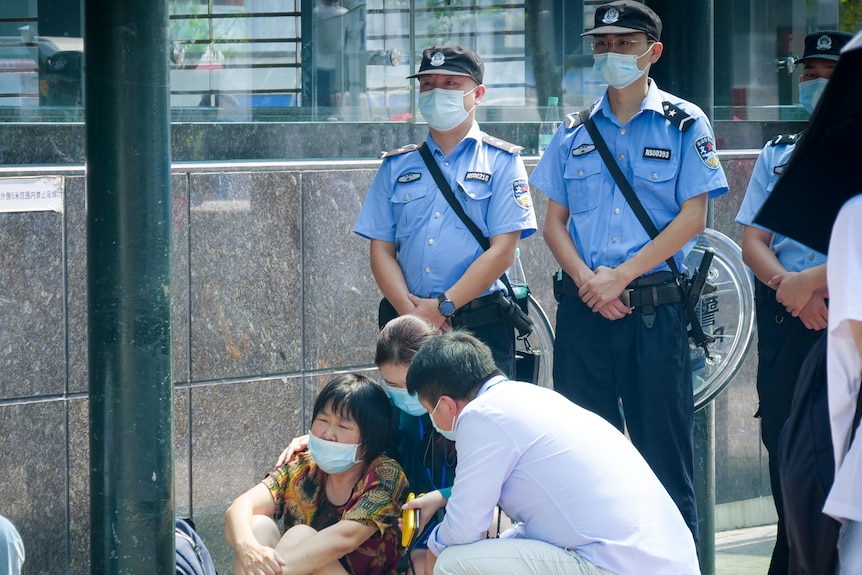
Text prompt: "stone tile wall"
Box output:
[[0, 154, 765, 574]]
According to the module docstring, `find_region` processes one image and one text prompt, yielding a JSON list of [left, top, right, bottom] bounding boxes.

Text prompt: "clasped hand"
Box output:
[[578, 266, 633, 321]]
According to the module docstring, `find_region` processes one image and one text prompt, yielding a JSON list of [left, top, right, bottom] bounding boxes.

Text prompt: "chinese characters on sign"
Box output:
[[0, 177, 64, 213]]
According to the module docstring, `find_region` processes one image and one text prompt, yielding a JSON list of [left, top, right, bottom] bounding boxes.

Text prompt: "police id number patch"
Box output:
[[695, 136, 721, 170], [512, 179, 532, 209], [643, 147, 671, 160]]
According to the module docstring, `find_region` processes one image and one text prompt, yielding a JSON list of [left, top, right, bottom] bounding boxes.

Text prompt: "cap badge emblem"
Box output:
[[816, 35, 832, 51], [602, 7, 620, 24], [430, 52, 446, 66]]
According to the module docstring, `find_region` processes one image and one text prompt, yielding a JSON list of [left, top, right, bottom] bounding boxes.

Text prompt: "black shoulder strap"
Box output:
[[580, 110, 713, 351], [579, 110, 670, 266], [417, 142, 516, 296]]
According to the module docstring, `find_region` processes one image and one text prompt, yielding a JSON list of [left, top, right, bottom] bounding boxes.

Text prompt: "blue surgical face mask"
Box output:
[[592, 44, 652, 89], [418, 86, 478, 131], [387, 385, 428, 416], [799, 77, 828, 115], [429, 397, 457, 441], [307, 432, 361, 474]]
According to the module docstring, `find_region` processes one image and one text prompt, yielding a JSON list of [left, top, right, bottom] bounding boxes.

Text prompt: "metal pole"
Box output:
[[647, 1, 716, 573], [85, 0, 174, 572]]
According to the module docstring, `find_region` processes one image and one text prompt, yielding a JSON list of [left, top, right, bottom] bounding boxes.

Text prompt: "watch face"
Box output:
[[438, 298, 456, 317]]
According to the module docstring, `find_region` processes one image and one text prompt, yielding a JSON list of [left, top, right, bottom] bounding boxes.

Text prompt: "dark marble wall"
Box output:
[[0, 152, 766, 574]]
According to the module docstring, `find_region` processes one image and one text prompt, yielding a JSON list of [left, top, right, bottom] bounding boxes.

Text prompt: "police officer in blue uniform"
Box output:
[[529, 0, 728, 547], [735, 30, 853, 575], [354, 45, 537, 377]]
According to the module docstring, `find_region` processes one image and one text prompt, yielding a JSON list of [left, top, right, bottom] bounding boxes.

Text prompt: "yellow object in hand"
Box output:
[[401, 492, 422, 548]]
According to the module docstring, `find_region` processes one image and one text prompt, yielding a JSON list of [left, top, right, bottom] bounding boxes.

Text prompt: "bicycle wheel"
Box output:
[[515, 295, 555, 389], [687, 228, 756, 410]]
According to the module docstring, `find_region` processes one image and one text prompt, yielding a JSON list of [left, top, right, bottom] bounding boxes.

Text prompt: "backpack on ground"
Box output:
[[176, 517, 218, 575]]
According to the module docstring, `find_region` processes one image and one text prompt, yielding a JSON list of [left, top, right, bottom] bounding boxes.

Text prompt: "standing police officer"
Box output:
[[529, 0, 728, 546], [354, 45, 537, 377], [735, 30, 853, 575]]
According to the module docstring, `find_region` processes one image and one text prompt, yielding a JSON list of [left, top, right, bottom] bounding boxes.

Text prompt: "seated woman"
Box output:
[[225, 373, 409, 575], [275, 316, 454, 574]]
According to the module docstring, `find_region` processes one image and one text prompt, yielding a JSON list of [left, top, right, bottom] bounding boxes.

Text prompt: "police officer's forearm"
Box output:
[[741, 226, 786, 287], [616, 194, 707, 283], [370, 239, 414, 315], [543, 200, 593, 286]]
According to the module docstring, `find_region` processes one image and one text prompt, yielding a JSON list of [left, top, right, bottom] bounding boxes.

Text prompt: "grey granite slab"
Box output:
[[0, 400, 69, 575], [189, 171, 302, 381], [0, 193, 65, 399]]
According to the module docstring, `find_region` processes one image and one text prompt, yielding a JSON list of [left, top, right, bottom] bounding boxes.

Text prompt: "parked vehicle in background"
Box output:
[[37, 36, 84, 107]]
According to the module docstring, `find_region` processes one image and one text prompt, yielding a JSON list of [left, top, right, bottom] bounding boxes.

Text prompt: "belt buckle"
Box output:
[[620, 288, 634, 309]]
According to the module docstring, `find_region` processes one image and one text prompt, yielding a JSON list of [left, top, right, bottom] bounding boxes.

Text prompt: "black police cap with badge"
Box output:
[[582, 0, 662, 41], [407, 45, 484, 85], [799, 30, 853, 62]]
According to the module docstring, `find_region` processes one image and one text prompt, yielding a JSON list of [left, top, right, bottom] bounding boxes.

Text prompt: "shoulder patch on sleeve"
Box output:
[[662, 101, 695, 132], [512, 179, 532, 209], [768, 132, 801, 147], [380, 144, 419, 159], [482, 134, 524, 154], [695, 136, 721, 170]]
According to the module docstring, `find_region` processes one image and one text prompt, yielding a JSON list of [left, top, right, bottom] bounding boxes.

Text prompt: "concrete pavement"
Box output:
[[715, 524, 775, 574]]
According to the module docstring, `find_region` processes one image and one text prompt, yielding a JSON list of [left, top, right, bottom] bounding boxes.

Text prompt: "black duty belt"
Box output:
[[621, 280, 684, 309], [451, 291, 506, 330]]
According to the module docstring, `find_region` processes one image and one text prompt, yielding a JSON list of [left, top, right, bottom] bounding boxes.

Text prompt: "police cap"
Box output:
[[407, 45, 484, 85], [800, 30, 854, 62], [582, 1, 662, 41]]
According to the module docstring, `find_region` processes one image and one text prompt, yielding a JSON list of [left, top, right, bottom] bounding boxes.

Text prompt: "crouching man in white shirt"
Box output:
[[403, 330, 700, 575]]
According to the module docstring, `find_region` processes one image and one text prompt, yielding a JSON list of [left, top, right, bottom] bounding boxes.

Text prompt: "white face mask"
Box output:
[[798, 77, 828, 115], [307, 432, 361, 474], [429, 397, 457, 441], [418, 86, 478, 131], [592, 44, 653, 89]]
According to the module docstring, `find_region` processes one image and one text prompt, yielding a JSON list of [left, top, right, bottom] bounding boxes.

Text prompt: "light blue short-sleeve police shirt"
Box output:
[[354, 123, 537, 298], [530, 80, 728, 274]]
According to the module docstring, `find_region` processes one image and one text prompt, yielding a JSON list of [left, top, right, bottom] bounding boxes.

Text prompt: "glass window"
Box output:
[[0, 0, 859, 128]]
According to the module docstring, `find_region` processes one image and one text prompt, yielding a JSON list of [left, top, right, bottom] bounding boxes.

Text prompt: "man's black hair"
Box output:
[[406, 330, 501, 403]]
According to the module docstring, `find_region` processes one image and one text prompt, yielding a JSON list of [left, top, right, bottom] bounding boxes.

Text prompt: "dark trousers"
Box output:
[[379, 296, 516, 378], [754, 280, 824, 575], [553, 292, 699, 548]]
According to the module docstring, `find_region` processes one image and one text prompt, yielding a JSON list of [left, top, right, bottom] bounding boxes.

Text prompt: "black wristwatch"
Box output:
[[437, 294, 456, 318]]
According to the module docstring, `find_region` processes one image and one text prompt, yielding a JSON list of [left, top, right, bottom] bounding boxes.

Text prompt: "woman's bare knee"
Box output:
[[278, 523, 318, 549], [250, 515, 281, 548]]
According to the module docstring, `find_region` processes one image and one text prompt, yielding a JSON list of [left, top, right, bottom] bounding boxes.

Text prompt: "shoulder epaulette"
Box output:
[[482, 134, 524, 154], [564, 111, 584, 130], [661, 101, 695, 132], [564, 105, 596, 130], [380, 143, 419, 159], [768, 132, 802, 146]]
